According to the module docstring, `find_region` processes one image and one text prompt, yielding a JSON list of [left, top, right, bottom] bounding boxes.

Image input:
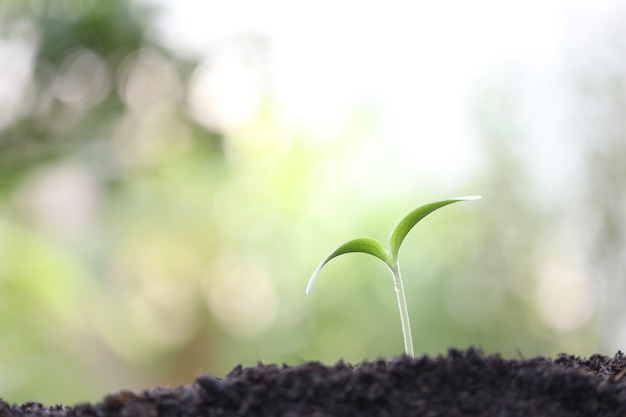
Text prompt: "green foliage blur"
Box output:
[[0, 0, 623, 406]]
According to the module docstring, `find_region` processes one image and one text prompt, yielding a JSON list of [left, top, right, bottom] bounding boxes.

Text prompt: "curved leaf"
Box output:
[[305, 237, 392, 295], [389, 196, 481, 261]]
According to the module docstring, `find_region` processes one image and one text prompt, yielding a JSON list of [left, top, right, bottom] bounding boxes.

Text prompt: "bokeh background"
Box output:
[[1, 0, 626, 405]]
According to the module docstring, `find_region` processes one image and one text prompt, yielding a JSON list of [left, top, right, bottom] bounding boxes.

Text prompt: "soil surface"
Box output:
[[3, 348, 626, 417]]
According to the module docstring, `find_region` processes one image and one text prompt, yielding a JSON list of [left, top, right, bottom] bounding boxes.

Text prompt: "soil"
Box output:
[[3, 348, 626, 417]]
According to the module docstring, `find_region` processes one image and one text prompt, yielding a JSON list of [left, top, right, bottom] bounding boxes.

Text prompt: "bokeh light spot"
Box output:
[[536, 263, 595, 332], [188, 53, 262, 130], [204, 253, 277, 338], [52, 48, 110, 107]]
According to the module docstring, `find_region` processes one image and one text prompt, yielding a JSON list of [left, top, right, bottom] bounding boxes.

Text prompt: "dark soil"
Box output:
[[3, 348, 626, 417]]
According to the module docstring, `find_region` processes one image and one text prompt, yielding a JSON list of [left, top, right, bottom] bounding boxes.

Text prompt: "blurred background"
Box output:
[[1, 0, 625, 405]]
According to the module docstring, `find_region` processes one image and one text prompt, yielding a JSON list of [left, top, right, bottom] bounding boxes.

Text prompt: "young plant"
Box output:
[[306, 196, 481, 357]]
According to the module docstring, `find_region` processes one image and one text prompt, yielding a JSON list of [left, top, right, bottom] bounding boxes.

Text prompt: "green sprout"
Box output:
[[306, 196, 481, 357]]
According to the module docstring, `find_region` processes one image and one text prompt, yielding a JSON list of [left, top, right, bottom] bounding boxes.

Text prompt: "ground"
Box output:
[[2, 348, 626, 416]]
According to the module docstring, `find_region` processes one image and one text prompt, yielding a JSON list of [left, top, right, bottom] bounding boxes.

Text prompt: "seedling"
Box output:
[[306, 196, 481, 357]]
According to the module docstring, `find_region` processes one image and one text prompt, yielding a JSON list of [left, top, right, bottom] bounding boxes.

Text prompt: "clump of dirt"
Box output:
[[3, 348, 626, 417]]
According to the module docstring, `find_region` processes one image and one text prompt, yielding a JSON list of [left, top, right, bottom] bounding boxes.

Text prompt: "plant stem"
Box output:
[[391, 261, 414, 357]]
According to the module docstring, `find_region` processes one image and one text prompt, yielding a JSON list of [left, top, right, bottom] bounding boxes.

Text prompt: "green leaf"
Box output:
[[388, 196, 482, 261], [305, 237, 392, 295]]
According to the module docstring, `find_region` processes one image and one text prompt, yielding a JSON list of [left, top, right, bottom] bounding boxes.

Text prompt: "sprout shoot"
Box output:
[[306, 196, 481, 357]]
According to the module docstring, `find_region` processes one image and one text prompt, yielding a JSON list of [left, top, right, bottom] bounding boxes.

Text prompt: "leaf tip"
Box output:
[[305, 268, 321, 296], [455, 195, 482, 201]]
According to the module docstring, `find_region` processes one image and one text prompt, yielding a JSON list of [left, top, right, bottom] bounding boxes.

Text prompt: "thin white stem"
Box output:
[[390, 261, 414, 357]]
